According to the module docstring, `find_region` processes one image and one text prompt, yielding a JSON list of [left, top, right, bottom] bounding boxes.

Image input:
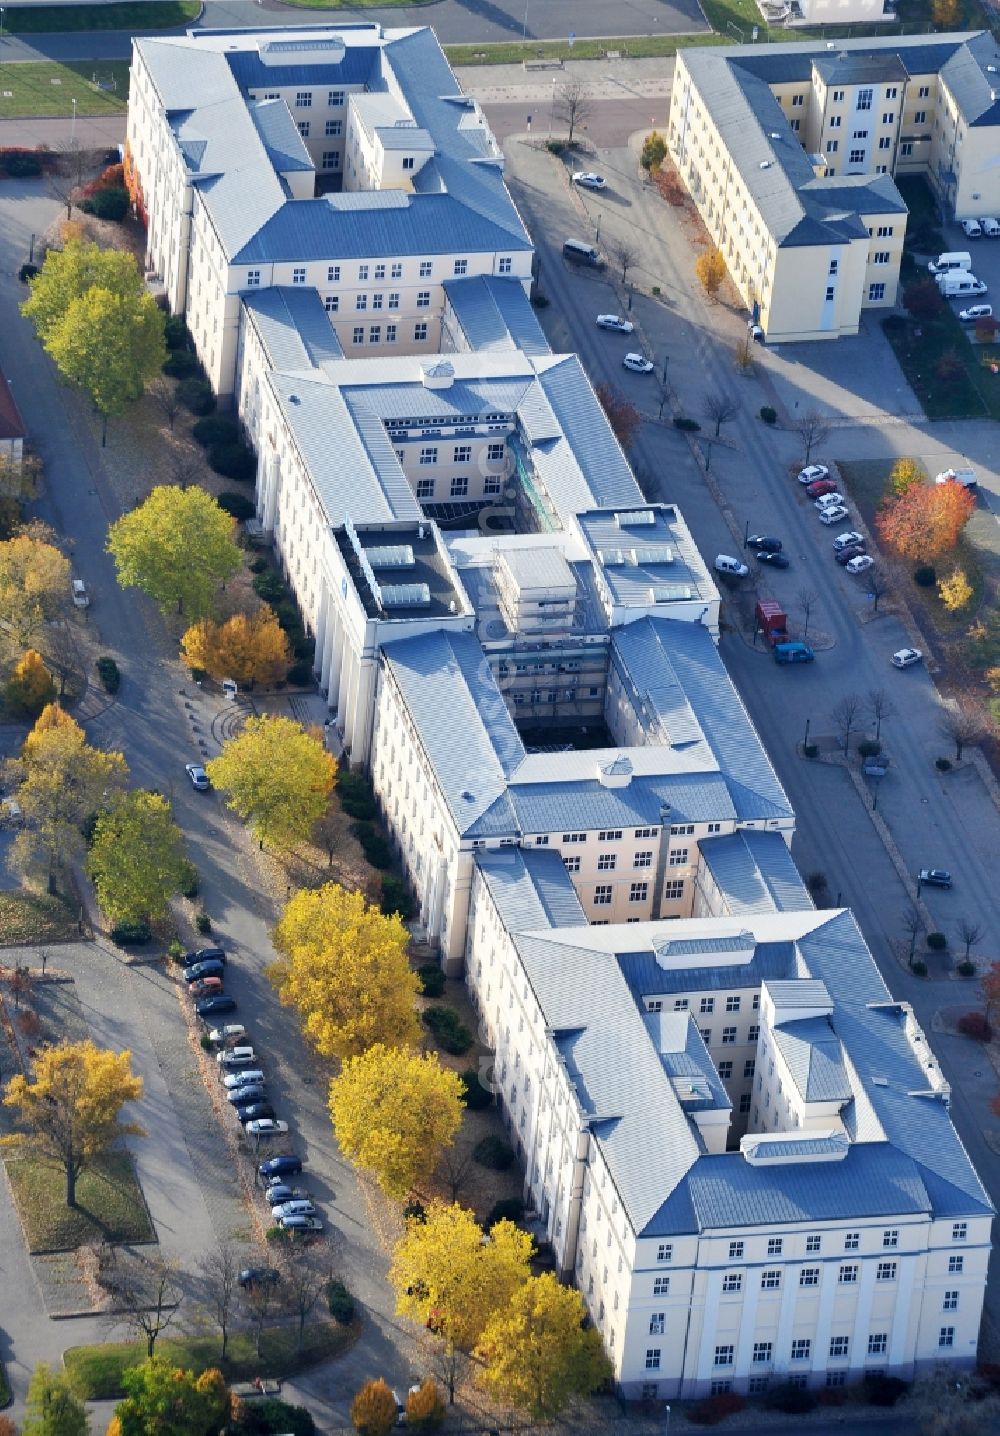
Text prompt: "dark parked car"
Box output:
[[185, 946, 226, 965], [240, 1103, 277, 1125], [196, 995, 237, 1017], [834, 544, 867, 566], [259, 1154, 302, 1180], [184, 959, 225, 983], [238, 1267, 280, 1290], [918, 868, 952, 888], [745, 534, 782, 552], [227, 1085, 267, 1107], [264, 1182, 308, 1205], [756, 550, 789, 568]]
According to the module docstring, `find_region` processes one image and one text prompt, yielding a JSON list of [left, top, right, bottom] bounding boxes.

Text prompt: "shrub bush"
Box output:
[[957, 959, 977, 978], [957, 1011, 990, 1038], [177, 378, 215, 415], [6, 153, 42, 177], [380, 874, 414, 919], [417, 962, 446, 997], [326, 1278, 355, 1325], [460, 1067, 492, 1110], [111, 920, 151, 946], [286, 660, 312, 687], [293, 633, 316, 664], [689, 1391, 748, 1425], [423, 1005, 474, 1055], [95, 656, 120, 693], [162, 349, 200, 379], [473, 1135, 516, 1171], [763, 1383, 817, 1414], [200, 1033, 212, 1052], [863, 1374, 908, 1407], [252, 570, 287, 603], [249, 556, 269, 575], [338, 769, 377, 821], [806, 870, 828, 893], [759, 405, 777, 424], [935, 757, 952, 772], [178, 860, 199, 901], [485, 1197, 524, 1230], [19, 262, 39, 283], [352, 821, 392, 870], [217, 491, 256, 520], [530, 292, 550, 308], [546, 139, 566, 154], [803, 742, 818, 758], [163, 314, 190, 351], [208, 442, 257, 483], [232, 1399, 315, 1436], [914, 564, 937, 587], [405, 1379, 445, 1431], [927, 931, 948, 951], [80, 187, 128, 221], [272, 599, 303, 634], [912, 959, 928, 976], [192, 415, 241, 448], [195, 908, 212, 934], [168, 940, 185, 964], [674, 415, 701, 431]]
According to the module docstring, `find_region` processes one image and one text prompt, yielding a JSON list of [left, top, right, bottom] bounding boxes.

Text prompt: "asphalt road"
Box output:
[[0, 0, 707, 63]]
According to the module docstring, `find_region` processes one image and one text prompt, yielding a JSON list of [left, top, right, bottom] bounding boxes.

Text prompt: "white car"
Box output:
[[818, 504, 850, 525], [222, 1069, 265, 1089], [959, 303, 992, 322], [714, 554, 749, 578], [981, 217, 1000, 237], [891, 648, 923, 669], [596, 314, 634, 333], [217, 1046, 255, 1068], [207, 1024, 247, 1047], [833, 530, 864, 552], [270, 1198, 317, 1218], [72, 578, 90, 609], [814, 492, 845, 510], [622, 353, 654, 374], [845, 554, 874, 574], [572, 172, 605, 190], [246, 1118, 289, 1137], [960, 218, 983, 239], [185, 762, 210, 791], [797, 464, 830, 485]]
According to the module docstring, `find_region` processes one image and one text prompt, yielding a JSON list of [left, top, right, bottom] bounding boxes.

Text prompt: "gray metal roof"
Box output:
[[508, 771, 736, 834], [249, 97, 315, 174], [476, 847, 586, 932], [772, 1016, 853, 1103], [381, 630, 525, 837], [443, 276, 551, 358], [531, 357, 646, 519], [579, 511, 712, 610], [652, 1011, 732, 1113], [700, 830, 812, 914], [749, 1134, 848, 1160], [243, 287, 344, 373], [498, 544, 575, 593], [767, 978, 831, 1009]]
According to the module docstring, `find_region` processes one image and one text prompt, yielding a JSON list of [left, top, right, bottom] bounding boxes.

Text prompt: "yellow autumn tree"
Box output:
[[269, 885, 420, 1060], [330, 1044, 464, 1198], [206, 715, 335, 849], [390, 1200, 534, 1400], [695, 247, 726, 301], [0, 533, 71, 646], [475, 1272, 611, 1418], [5, 649, 57, 717], [938, 568, 974, 612], [350, 1378, 397, 1436], [3, 1040, 143, 1207], [181, 606, 290, 688], [890, 456, 924, 496]]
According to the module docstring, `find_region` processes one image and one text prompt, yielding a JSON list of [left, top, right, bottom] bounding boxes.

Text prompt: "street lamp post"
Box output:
[[664, 1404, 671, 1436], [70, 96, 77, 147]]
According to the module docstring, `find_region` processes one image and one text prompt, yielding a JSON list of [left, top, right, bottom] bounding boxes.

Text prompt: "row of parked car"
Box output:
[[182, 946, 323, 1240], [795, 465, 874, 574]]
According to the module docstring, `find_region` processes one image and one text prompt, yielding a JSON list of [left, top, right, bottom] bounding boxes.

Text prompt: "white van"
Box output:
[[938, 272, 987, 298], [562, 238, 603, 267], [71, 578, 89, 608], [935, 466, 977, 489], [981, 217, 1000, 238], [928, 251, 971, 275]]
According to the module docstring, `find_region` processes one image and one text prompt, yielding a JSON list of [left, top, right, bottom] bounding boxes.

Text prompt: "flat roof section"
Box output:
[[336, 520, 468, 622]]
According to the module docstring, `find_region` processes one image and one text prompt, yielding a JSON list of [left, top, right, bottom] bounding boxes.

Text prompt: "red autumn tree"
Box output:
[[902, 276, 943, 321], [982, 961, 1000, 1028], [876, 481, 975, 561], [595, 382, 642, 452]]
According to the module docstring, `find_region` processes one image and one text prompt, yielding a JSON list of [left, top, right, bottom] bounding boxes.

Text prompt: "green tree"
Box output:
[[5, 648, 57, 717], [10, 704, 127, 894], [474, 1273, 611, 1419], [207, 715, 335, 849], [640, 129, 667, 173], [111, 1361, 228, 1436], [0, 533, 71, 647], [87, 790, 189, 924], [107, 486, 242, 619], [21, 237, 145, 345], [23, 1362, 89, 1436], [3, 1039, 143, 1207], [890, 456, 924, 496], [45, 286, 166, 444]]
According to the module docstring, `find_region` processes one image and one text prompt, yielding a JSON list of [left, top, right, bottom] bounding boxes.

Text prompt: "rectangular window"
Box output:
[[876, 1262, 896, 1282], [653, 1275, 670, 1295], [391, 262, 403, 279], [414, 322, 428, 341], [791, 1339, 811, 1361], [487, 442, 506, 461], [484, 475, 501, 495], [631, 850, 653, 870], [321, 151, 340, 171], [868, 1334, 888, 1356], [726, 996, 741, 1013], [806, 1234, 821, 1253], [700, 998, 715, 1015], [419, 260, 432, 278], [498, 257, 512, 274], [800, 1267, 819, 1287], [830, 115, 842, 128], [849, 150, 865, 165], [748, 1024, 760, 1042], [952, 1223, 967, 1241], [877, 225, 894, 237], [700, 1029, 712, 1045], [670, 824, 695, 836], [645, 1349, 661, 1370], [599, 830, 623, 842], [593, 885, 613, 906], [292, 267, 306, 285], [845, 1233, 860, 1250], [387, 292, 400, 309], [357, 264, 369, 281], [325, 119, 343, 137], [753, 1342, 772, 1364], [830, 1336, 849, 1359], [829, 259, 839, 276], [857, 87, 873, 110], [707, 822, 721, 834], [454, 258, 468, 276], [329, 89, 345, 106], [839, 1265, 858, 1284], [673, 999, 688, 1012], [729, 1241, 744, 1260], [416, 291, 431, 309], [352, 327, 364, 345], [452, 445, 472, 464], [656, 1244, 673, 1263], [327, 265, 341, 283], [869, 283, 886, 302], [356, 294, 368, 311], [919, 85, 930, 97], [719, 1025, 736, 1045], [744, 1059, 756, 1079], [295, 90, 312, 108], [419, 447, 438, 465], [563, 832, 587, 844], [402, 156, 415, 171], [767, 1238, 783, 1256], [717, 1060, 733, 1080], [949, 1255, 964, 1274], [825, 286, 836, 302], [739, 1093, 751, 1113], [749, 1378, 769, 1395], [449, 477, 468, 498], [669, 848, 689, 867], [791, 118, 801, 133], [324, 295, 339, 313], [246, 269, 261, 287], [368, 326, 381, 344], [792, 94, 804, 107], [714, 1346, 734, 1367], [663, 879, 685, 900], [879, 137, 892, 150], [629, 882, 649, 903], [386, 324, 397, 344], [416, 479, 434, 499], [944, 1291, 959, 1311], [833, 89, 844, 101], [296, 121, 310, 138], [761, 1270, 781, 1290], [914, 109, 926, 124], [563, 854, 581, 873], [882, 1230, 899, 1249], [873, 251, 890, 264], [371, 293, 383, 310], [649, 1313, 665, 1335], [374, 265, 385, 280], [597, 853, 617, 872], [882, 112, 894, 125], [885, 86, 898, 98], [722, 1271, 742, 1292], [939, 1327, 955, 1349]]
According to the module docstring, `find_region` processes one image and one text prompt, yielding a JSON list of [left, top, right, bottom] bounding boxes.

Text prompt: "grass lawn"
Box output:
[[882, 306, 1000, 420], [64, 1320, 358, 1400], [447, 33, 724, 67], [0, 891, 78, 945], [0, 62, 131, 120], [3, 2, 196, 33], [5, 1154, 154, 1252]]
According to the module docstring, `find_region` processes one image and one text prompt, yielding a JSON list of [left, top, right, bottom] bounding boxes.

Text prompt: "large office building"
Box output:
[[125, 23, 992, 1397], [669, 32, 1000, 341]]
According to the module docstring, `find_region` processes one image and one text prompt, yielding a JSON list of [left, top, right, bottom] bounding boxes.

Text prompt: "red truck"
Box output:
[[755, 599, 788, 648]]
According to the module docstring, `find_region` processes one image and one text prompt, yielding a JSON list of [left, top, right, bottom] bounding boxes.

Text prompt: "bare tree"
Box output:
[[38, 621, 83, 702], [169, 449, 204, 490], [310, 806, 340, 868], [796, 588, 819, 642], [48, 143, 92, 221], [703, 393, 741, 437], [957, 918, 984, 963], [609, 237, 639, 287], [554, 81, 593, 145], [938, 705, 983, 762], [867, 687, 896, 742], [241, 1271, 279, 1357], [438, 1143, 476, 1202], [108, 1253, 182, 1358], [865, 563, 894, 614], [900, 906, 922, 969], [278, 1246, 331, 1353], [793, 410, 831, 465], [150, 377, 181, 433], [202, 1243, 240, 1361], [830, 692, 862, 753]]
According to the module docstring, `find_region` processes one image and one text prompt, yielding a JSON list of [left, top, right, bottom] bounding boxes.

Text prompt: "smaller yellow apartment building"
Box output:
[[668, 32, 1000, 341]]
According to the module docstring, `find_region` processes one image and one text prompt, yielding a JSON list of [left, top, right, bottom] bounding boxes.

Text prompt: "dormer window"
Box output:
[[402, 156, 415, 170]]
